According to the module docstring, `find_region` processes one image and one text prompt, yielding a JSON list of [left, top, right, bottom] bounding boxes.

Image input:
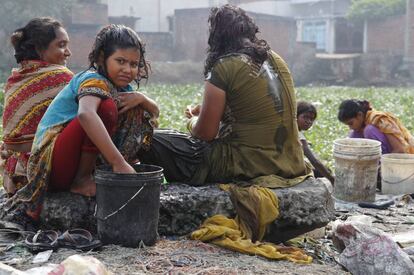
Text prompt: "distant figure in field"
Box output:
[[338, 99, 414, 154], [297, 101, 334, 184], [140, 4, 312, 186], [1, 17, 73, 196]]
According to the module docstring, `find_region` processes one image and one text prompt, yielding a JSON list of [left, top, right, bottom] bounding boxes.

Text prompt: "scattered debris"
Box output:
[[0, 191, 412, 274], [31, 249, 53, 264], [332, 220, 414, 275], [0, 254, 110, 275], [392, 230, 414, 248]]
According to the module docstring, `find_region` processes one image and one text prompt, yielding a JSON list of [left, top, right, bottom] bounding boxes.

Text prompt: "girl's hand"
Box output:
[[118, 92, 160, 118], [185, 104, 201, 118], [112, 159, 136, 174], [118, 92, 146, 114]]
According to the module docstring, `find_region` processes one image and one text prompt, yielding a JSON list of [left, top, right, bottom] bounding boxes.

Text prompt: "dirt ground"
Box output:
[[1, 193, 413, 274], [1, 237, 348, 274]]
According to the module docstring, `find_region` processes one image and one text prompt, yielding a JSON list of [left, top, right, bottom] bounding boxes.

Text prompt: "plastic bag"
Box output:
[[332, 221, 414, 275]]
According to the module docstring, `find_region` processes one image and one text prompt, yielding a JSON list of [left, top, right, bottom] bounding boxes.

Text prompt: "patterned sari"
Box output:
[[5, 70, 153, 217], [1, 60, 73, 194], [365, 110, 414, 153]]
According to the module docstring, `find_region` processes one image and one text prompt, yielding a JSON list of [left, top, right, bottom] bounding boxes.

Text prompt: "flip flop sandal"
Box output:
[[57, 228, 102, 251], [0, 221, 32, 243], [0, 220, 27, 238], [25, 230, 58, 252]]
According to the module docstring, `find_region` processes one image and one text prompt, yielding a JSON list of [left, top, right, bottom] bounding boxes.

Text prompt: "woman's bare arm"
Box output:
[[301, 140, 335, 184], [78, 96, 135, 173], [190, 82, 226, 141]]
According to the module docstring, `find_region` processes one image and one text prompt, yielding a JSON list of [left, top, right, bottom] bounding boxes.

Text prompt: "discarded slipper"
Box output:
[[0, 220, 32, 244], [25, 230, 58, 252], [0, 220, 25, 232], [57, 228, 102, 251]]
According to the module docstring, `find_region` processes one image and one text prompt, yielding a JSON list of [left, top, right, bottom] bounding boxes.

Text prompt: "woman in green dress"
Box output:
[[140, 4, 311, 186]]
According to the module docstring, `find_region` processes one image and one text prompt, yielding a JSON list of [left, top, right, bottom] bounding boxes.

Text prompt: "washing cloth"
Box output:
[[191, 184, 312, 264]]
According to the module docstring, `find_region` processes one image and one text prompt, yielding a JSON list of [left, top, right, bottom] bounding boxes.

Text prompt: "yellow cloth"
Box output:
[[365, 110, 414, 153], [191, 184, 312, 264], [286, 236, 318, 247]]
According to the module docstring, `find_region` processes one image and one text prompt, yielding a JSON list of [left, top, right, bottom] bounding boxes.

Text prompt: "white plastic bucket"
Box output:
[[333, 138, 381, 202], [381, 153, 414, 195]]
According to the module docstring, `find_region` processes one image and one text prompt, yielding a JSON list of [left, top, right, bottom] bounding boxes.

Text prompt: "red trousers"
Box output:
[[49, 99, 118, 191]]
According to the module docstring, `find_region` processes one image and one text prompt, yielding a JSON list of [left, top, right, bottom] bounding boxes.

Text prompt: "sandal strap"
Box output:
[[32, 231, 42, 244], [69, 228, 93, 242], [31, 230, 58, 245], [60, 228, 93, 245]]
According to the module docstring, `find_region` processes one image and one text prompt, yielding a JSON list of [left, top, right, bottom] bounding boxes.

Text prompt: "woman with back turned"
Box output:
[[140, 4, 312, 186]]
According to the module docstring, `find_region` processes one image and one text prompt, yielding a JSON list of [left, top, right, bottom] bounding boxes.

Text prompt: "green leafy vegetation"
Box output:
[[347, 0, 406, 22], [144, 84, 414, 169], [1, 83, 413, 170], [296, 86, 414, 168], [144, 84, 204, 131]]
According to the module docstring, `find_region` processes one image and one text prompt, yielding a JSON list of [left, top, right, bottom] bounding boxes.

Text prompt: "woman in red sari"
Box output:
[[1, 17, 73, 196]]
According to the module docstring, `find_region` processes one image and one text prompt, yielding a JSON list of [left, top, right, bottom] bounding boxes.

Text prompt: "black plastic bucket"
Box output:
[[95, 164, 163, 247]]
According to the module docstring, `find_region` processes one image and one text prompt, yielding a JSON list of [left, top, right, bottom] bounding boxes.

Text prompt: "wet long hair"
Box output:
[[10, 17, 63, 63], [204, 4, 270, 77], [88, 24, 149, 86], [297, 101, 317, 119], [338, 99, 372, 122]]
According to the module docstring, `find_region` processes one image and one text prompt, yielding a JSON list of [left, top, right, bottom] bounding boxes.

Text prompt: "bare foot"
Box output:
[[70, 175, 96, 197]]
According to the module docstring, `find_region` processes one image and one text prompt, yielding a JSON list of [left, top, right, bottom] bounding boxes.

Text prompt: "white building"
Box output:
[[107, 0, 296, 32], [107, 0, 358, 54], [108, 0, 227, 32]]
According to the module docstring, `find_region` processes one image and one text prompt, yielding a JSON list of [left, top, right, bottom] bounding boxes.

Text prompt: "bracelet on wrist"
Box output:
[[186, 117, 198, 134]]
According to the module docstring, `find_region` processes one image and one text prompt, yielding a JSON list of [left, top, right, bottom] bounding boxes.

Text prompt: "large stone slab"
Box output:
[[40, 177, 335, 242]]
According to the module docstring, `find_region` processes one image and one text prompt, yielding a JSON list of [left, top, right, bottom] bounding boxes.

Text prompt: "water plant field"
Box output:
[[144, 84, 414, 168], [0, 83, 413, 168]]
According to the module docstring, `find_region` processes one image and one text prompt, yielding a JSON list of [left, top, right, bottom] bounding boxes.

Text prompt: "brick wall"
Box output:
[[230, 0, 265, 4], [290, 42, 318, 85], [64, 1, 109, 70], [66, 27, 100, 70], [253, 13, 296, 61], [366, 15, 405, 54], [173, 9, 209, 62], [408, 0, 414, 60], [359, 53, 403, 84], [140, 32, 174, 62], [70, 3, 109, 26], [173, 8, 296, 63]]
